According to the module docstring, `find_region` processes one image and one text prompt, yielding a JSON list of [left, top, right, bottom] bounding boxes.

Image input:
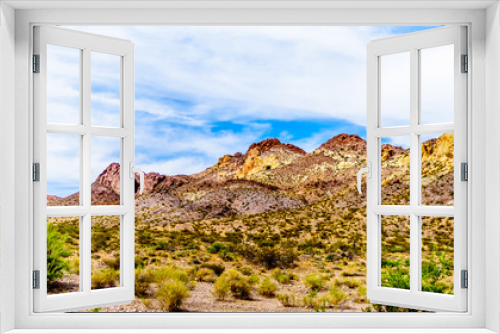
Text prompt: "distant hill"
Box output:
[[48, 133, 455, 219]]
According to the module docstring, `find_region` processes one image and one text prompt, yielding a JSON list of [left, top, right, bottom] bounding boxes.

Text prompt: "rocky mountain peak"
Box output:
[[247, 138, 306, 156], [318, 133, 366, 152], [95, 162, 121, 194]]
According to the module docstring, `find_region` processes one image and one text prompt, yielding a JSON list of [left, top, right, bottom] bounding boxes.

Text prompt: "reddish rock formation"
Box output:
[[247, 138, 306, 156], [318, 133, 366, 152]]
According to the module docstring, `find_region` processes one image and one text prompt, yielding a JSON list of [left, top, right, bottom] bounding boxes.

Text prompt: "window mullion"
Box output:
[[409, 47, 420, 294], [82, 47, 91, 294]]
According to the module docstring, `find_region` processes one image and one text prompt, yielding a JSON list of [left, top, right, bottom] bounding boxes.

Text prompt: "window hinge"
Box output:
[[33, 163, 40, 182], [461, 162, 468, 182], [461, 54, 468, 73], [461, 270, 468, 289], [33, 270, 40, 289], [33, 54, 40, 73]]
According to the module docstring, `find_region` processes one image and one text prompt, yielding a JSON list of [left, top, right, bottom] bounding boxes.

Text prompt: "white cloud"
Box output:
[[140, 157, 210, 176]]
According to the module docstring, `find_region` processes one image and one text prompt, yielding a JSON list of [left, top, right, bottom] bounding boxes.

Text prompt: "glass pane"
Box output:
[[91, 215, 121, 290], [47, 44, 81, 124], [91, 136, 121, 206], [420, 45, 454, 125], [421, 216, 454, 294], [91, 52, 121, 128], [47, 133, 80, 206], [421, 133, 454, 206], [380, 52, 410, 128], [381, 215, 410, 290], [47, 216, 80, 295], [381, 137, 410, 205]]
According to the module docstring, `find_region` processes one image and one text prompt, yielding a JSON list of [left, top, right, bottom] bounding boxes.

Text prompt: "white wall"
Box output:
[[0, 2, 16, 333], [486, 2, 500, 333]]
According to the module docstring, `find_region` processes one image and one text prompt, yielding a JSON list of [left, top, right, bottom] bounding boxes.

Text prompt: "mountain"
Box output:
[[48, 133, 455, 216]]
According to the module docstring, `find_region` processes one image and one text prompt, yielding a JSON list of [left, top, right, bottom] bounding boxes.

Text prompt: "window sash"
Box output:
[[366, 25, 468, 312]]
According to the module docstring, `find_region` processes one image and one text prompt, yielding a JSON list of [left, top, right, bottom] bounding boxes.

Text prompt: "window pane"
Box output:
[[91, 52, 121, 128], [381, 137, 410, 205], [47, 44, 81, 125], [380, 52, 410, 128], [421, 133, 454, 206], [91, 215, 121, 290], [47, 216, 80, 295], [421, 216, 454, 295], [381, 215, 410, 290], [47, 133, 80, 206], [91, 136, 121, 206], [420, 45, 454, 125]]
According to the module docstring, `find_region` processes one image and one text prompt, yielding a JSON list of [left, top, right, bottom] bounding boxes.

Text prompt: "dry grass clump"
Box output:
[[277, 292, 298, 307], [257, 276, 278, 297], [91, 268, 119, 289], [212, 268, 252, 300], [157, 278, 190, 312]]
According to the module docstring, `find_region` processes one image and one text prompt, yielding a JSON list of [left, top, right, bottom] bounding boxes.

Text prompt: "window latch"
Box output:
[[357, 162, 372, 195]]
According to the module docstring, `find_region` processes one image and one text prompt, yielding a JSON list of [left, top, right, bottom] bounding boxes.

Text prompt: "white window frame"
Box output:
[[366, 26, 468, 312], [33, 26, 136, 312], [1, 3, 498, 333]]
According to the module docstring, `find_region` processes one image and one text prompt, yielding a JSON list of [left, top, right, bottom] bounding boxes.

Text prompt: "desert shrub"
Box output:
[[277, 274, 290, 285], [219, 269, 252, 300], [157, 279, 190, 312], [135, 266, 155, 298], [257, 246, 297, 269], [103, 255, 120, 271], [277, 293, 297, 307], [195, 267, 217, 283], [207, 242, 227, 254], [258, 276, 278, 297], [248, 275, 260, 285], [200, 262, 225, 276], [381, 260, 410, 290], [212, 276, 231, 300], [305, 273, 326, 292], [155, 267, 189, 284], [47, 223, 71, 282], [154, 241, 173, 251], [328, 286, 348, 307], [91, 268, 119, 289], [238, 267, 253, 276]]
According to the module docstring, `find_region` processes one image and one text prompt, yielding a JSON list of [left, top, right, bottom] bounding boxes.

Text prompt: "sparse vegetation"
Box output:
[[49, 133, 454, 312]]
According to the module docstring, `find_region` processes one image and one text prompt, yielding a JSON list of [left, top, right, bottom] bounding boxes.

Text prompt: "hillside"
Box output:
[[47, 133, 455, 313]]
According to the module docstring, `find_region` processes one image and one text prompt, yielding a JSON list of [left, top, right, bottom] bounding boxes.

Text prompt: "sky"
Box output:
[[46, 25, 448, 197]]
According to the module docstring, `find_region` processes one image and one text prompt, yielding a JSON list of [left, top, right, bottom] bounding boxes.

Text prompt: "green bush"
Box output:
[[155, 267, 189, 284], [47, 223, 71, 282], [305, 273, 326, 292], [91, 268, 119, 289], [278, 274, 290, 285], [258, 276, 278, 297], [219, 269, 252, 300], [212, 276, 231, 300], [207, 242, 227, 254], [201, 262, 225, 276], [328, 286, 348, 307], [157, 278, 190, 312], [195, 267, 217, 283]]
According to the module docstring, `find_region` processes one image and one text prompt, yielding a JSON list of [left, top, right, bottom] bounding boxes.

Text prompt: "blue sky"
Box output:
[[48, 25, 439, 197]]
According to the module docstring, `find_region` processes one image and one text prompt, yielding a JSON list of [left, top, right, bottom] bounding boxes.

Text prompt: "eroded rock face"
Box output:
[[95, 162, 121, 194], [48, 133, 455, 209]]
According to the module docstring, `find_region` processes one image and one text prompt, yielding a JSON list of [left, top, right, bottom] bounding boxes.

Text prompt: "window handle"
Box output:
[[357, 162, 372, 195], [130, 162, 145, 195]]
